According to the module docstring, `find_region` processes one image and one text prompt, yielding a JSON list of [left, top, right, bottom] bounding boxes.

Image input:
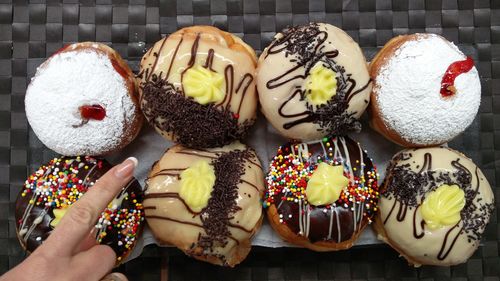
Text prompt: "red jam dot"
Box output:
[[80, 104, 106, 121], [440, 56, 474, 97]]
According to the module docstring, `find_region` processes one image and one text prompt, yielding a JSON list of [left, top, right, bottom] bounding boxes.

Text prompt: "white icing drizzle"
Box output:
[[327, 207, 334, 240], [335, 208, 341, 242], [338, 137, 354, 183]]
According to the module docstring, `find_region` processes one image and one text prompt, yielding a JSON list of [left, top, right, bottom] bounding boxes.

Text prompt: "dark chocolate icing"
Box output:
[[15, 156, 144, 263], [265, 136, 379, 243]]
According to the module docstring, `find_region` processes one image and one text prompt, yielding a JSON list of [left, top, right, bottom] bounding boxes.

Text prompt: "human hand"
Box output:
[[1, 157, 138, 281]]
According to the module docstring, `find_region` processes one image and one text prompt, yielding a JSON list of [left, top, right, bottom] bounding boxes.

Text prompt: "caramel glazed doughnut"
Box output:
[[374, 147, 495, 266], [25, 42, 143, 156], [257, 23, 372, 140], [143, 142, 264, 266], [264, 136, 379, 251], [138, 26, 258, 149], [15, 156, 145, 264]]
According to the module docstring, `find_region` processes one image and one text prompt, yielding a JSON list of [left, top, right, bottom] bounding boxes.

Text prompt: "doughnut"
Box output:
[[369, 33, 481, 147], [374, 147, 495, 266], [257, 23, 372, 141], [15, 156, 145, 264], [143, 142, 264, 267], [138, 26, 258, 149], [264, 136, 379, 251], [25, 42, 143, 156]]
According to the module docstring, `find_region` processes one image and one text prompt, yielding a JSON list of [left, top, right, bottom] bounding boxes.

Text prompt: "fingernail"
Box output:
[[114, 157, 138, 178], [101, 272, 127, 281]]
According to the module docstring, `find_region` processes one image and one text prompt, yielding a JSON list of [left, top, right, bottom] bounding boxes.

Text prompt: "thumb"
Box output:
[[101, 273, 128, 281]]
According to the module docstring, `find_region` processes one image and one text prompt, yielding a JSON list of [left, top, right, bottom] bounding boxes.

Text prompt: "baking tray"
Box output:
[[1, 0, 499, 280]]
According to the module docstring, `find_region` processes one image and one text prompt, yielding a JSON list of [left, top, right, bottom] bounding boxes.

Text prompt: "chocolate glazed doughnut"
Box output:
[[15, 156, 144, 265], [374, 147, 495, 266], [257, 23, 372, 141], [138, 26, 258, 149], [264, 136, 379, 251]]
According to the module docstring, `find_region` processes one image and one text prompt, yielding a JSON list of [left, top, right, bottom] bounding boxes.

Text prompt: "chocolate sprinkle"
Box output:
[[197, 149, 253, 253], [140, 74, 253, 149], [267, 23, 326, 66]]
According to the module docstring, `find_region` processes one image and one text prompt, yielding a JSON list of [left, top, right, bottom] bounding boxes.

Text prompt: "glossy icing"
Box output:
[[138, 26, 258, 148], [264, 136, 379, 245], [377, 147, 494, 266], [15, 156, 144, 264], [257, 23, 371, 140], [143, 142, 264, 266]]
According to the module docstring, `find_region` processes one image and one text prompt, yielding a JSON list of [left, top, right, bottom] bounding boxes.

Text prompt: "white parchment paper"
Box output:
[[108, 114, 402, 261]]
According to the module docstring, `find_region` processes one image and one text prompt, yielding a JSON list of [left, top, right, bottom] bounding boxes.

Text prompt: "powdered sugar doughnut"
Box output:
[[25, 42, 143, 156], [369, 34, 481, 147]]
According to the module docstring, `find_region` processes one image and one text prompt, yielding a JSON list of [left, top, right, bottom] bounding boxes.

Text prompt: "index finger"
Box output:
[[44, 157, 138, 256]]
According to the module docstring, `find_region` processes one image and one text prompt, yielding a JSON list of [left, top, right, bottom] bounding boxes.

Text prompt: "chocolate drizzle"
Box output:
[[264, 23, 371, 136], [140, 31, 256, 148], [381, 150, 495, 261]]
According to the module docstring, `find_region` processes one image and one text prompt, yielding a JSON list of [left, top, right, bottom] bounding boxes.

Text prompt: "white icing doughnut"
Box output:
[[25, 43, 142, 156], [375, 147, 494, 266], [370, 34, 481, 146], [257, 23, 371, 141]]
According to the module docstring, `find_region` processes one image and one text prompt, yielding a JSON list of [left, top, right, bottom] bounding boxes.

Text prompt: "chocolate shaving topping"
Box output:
[[268, 23, 325, 66], [197, 149, 253, 253], [140, 74, 253, 149]]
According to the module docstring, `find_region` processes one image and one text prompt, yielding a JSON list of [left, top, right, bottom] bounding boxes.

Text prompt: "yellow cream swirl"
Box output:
[[50, 206, 70, 228], [179, 160, 216, 212], [420, 184, 465, 230], [182, 65, 225, 104], [305, 163, 348, 206], [303, 63, 337, 106]]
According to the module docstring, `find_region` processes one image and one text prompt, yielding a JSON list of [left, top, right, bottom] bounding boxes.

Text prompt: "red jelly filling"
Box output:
[[52, 45, 70, 57], [440, 56, 474, 97], [80, 104, 106, 121]]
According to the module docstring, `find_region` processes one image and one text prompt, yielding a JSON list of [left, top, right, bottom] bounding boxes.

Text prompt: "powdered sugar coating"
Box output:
[[375, 34, 481, 146], [25, 49, 138, 156]]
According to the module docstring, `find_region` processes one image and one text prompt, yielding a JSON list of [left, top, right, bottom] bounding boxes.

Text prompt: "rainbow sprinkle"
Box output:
[[19, 156, 144, 261], [264, 137, 380, 221]]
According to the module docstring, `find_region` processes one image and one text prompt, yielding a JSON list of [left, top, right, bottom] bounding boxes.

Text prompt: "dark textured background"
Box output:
[[1, 0, 499, 280]]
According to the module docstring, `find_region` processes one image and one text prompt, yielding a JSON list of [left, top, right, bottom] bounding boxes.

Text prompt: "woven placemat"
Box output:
[[1, 0, 499, 280]]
